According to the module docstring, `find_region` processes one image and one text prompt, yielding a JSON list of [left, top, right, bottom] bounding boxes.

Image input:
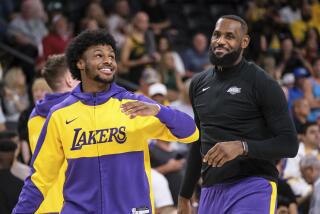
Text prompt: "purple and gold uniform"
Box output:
[[28, 92, 70, 213], [14, 83, 199, 213]]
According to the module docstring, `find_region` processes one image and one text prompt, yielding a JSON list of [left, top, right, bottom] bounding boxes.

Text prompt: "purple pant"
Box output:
[[198, 177, 277, 214]]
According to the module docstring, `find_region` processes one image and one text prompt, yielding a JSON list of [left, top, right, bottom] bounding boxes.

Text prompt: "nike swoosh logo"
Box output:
[[202, 87, 210, 92], [66, 117, 78, 124]]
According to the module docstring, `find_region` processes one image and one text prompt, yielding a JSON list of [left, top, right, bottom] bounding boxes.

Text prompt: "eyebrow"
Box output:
[[93, 49, 115, 54]]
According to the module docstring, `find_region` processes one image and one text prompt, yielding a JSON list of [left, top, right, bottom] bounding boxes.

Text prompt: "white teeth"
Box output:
[[100, 68, 111, 72]]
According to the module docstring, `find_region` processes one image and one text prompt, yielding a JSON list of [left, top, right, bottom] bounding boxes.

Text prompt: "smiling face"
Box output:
[[77, 45, 117, 92], [209, 18, 249, 67]]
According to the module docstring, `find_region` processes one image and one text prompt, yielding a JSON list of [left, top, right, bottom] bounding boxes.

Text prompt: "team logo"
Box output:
[[227, 86, 241, 95], [70, 126, 127, 150]]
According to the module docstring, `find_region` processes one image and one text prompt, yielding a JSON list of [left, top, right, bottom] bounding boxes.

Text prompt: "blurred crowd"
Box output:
[[0, 0, 320, 214]]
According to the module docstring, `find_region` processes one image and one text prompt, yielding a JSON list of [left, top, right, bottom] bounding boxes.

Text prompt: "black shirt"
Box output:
[[0, 169, 24, 214], [180, 59, 298, 198]]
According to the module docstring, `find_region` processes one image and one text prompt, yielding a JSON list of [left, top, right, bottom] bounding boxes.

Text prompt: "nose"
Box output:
[[216, 36, 226, 45], [103, 56, 112, 65]]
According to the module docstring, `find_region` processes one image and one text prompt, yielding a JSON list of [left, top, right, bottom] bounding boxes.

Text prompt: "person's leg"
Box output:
[[225, 177, 277, 214], [198, 184, 225, 214]]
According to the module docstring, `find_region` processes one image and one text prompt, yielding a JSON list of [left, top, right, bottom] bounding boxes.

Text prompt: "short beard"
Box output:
[[85, 64, 115, 84], [94, 74, 115, 84], [209, 47, 242, 67]]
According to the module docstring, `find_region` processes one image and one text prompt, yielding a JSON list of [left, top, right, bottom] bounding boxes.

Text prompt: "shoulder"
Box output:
[[48, 95, 79, 118], [190, 68, 214, 90], [116, 90, 156, 104]]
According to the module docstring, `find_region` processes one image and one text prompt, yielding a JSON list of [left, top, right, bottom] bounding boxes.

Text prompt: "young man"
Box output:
[[178, 15, 298, 213], [27, 54, 79, 213], [13, 29, 198, 213]]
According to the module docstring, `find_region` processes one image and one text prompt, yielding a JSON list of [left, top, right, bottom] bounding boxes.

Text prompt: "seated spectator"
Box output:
[[120, 12, 160, 84], [182, 32, 210, 76], [151, 168, 176, 214], [304, 57, 320, 121], [0, 131, 29, 181], [18, 78, 51, 164], [300, 155, 320, 214], [149, 139, 186, 206], [41, 13, 72, 62], [141, 0, 171, 35], [107, 0, 131, 48], [157, 35, 185, 76], [283, 122, 319, 204], [148, 82, 170, 106], [287, 67, 310, 112], [0, 139, 24, 214], [159, 52, 184, 101], [136, 67, 160, 96], [276, 159, 298, 214], [292, 98, 311, 136], [6, 0, 48, 82], [2, 67, 29, 126]]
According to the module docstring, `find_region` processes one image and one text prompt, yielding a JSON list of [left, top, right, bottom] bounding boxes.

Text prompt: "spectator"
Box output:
[[107, 0, 131, 48], [182, 32, 210, 76], [0, 131, 29, 181], [279, 0, 301, 24], [304, 57, 320, 121], [41, 13, 72, 61], [151, 169, 177, 214], [300, 155, 320, 214], [157, 35, 185, 76], [120, 12, 160, 84], [283, 122, 319, 203], [84, 2, 108, 29], [0, 139, 24, 214], [290, 1, 320, 45], [149, 139, 186, 206], [6, 0, 48, 82], [136, 67, 160, 96], [276, 159, 298, 214], [287, 67, 310, 111], [141, 0, 171, 35], [2, 67, 29, 126], [292, 98, 311, 136], [18, 78, 51, 164]]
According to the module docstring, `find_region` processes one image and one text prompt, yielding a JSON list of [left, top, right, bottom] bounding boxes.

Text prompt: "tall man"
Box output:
[[27, 54, 79, 213], [13, 29, 198, 213], [178, 15, 298, 214]]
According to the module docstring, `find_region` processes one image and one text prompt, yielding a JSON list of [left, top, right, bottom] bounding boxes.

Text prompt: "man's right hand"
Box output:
[[177, 196, 192, 214]]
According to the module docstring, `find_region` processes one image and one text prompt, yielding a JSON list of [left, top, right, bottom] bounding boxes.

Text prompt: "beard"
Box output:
[[85, 64, 115, 84], [209, 46, 243, 67], [94, 74, 115, 84]]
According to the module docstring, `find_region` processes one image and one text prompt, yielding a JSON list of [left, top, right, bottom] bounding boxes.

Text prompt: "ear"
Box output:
[[241, 35, 250, 49], [65, 72, 73, 87], [76, 59, 85, 71]]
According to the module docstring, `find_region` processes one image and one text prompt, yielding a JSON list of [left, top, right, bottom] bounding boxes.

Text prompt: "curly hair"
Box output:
[[66, 29, 117, 81]]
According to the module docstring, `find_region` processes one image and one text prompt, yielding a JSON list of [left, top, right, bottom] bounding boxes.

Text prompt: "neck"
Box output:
[[81, 81, 110, 93], [304, 141, 318, 151]]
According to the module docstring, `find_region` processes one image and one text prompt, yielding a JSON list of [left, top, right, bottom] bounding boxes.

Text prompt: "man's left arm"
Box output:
[[245, 74, 299, 160]]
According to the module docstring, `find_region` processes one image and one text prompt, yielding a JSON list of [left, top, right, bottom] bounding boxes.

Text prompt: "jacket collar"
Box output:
[[71, 82, 126, 105]]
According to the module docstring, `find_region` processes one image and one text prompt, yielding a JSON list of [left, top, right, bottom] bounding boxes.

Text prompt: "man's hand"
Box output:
[[203, 141, 244, 167], [177, 196, 192, 214], [120, 101, 160, 119]]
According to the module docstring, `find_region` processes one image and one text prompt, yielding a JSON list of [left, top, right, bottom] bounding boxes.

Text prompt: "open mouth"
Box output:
[[99, 67, 113, 75]]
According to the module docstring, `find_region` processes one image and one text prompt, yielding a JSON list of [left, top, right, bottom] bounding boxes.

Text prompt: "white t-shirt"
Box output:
[[151, 169, 174, 208], [283, 143, 318, 197]]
